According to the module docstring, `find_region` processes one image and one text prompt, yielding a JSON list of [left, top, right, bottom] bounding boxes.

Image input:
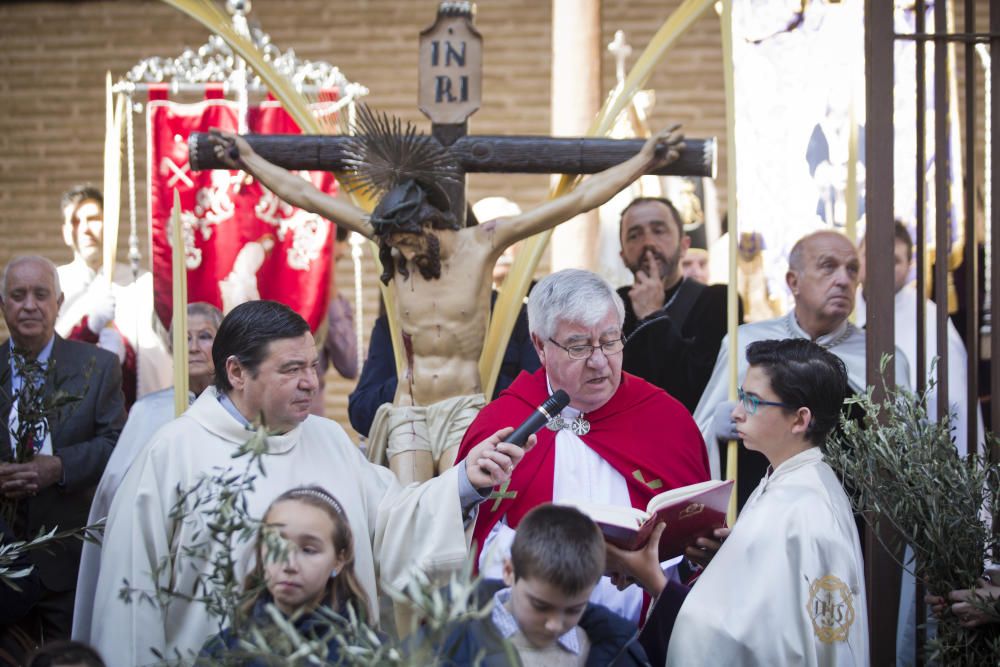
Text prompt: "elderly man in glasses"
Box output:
[[455, 269, 711, 626], [692, 230, 910, 500]]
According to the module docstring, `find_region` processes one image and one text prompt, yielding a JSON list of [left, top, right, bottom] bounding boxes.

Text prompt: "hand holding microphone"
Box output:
[[503, 389, 570, 446], [466, 389, 571, 488]]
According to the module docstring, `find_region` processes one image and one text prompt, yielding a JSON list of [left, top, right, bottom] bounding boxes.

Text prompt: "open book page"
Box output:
[[560, 501, 650, 529], [646, 479, 731, 514], [644, 479, 733, 559], [561, 479, 734, 560]]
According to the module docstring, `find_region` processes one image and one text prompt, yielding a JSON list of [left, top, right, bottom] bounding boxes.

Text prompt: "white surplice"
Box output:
[[89, 388, 469, 666], [693, 312, 911, 478], [72, 387, 189, 642], [666, 448, 869, 666], [56, 258, 172, 398]]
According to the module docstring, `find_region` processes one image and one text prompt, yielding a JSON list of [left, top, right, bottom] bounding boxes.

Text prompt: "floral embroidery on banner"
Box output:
[[256, 178, 331, 271], [280, 211, 330, 271]]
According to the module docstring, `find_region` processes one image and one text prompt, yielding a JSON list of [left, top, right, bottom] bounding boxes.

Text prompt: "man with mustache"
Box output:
[[617, 197, 737, 414], [693, 230, 911, 490]]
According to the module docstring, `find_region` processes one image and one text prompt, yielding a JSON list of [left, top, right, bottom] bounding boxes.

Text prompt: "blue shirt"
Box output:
[[490, 587, 582, 655]]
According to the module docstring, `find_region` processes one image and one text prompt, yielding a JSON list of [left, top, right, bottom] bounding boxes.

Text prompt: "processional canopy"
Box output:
[[108, 0, 369, 342]]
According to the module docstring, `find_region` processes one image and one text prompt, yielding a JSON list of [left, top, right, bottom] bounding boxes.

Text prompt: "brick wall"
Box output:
[[0, 0, 728, 439], [0, 1, 986, 438]]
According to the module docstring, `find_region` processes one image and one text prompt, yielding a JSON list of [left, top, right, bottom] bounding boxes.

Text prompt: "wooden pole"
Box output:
[[190, 134, 715, 177], [864, 0, 900, 663], [720, 0, 739, 525], [102, 76, 125, 286], [992, 0, 1000, 440], [170, 190, 189, 417]]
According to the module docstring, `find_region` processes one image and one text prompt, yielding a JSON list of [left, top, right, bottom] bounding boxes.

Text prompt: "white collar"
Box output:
[[760, 447, 824, 493], [544, 374, 583, 420], [786, 310, 855, 349], [189, 387, 302, 455]]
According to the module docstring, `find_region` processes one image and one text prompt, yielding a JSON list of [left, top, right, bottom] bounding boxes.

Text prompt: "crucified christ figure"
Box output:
[[207, 115, 683, 484]]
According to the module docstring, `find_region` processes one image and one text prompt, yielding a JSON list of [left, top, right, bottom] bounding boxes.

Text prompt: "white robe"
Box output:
[[56, 258, 172, 398], [88, 388, 469, 666], [692, 312, 911, 479], [856, 287, 984, 456], [73, 387, 189, 643], [666, 448, 869, 666]]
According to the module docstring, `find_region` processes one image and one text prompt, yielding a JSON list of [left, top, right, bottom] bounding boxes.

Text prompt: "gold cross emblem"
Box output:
[[488, 480, 517, 511], [632, 469, 663, 490]]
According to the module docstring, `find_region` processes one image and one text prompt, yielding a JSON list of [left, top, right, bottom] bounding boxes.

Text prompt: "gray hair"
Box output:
[[527, 269, 625, 341], [187, 301, 223, 329], [166, 302, 225, 353], [1, 255, 62, 299]]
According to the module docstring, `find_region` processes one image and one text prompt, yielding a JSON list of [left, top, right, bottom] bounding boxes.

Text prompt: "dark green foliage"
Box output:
[[824, 357, 1000, 664]]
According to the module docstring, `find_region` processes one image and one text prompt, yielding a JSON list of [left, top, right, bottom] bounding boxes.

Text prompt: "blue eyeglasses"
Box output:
[[737, 387, 794, 416]]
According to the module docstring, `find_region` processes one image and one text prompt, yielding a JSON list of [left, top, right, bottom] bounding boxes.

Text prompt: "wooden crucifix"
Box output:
[[189, 4, 714, 221], [191, 1, 714, 486]]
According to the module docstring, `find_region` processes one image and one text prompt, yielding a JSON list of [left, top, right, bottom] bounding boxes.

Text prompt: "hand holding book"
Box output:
[[685, 526, 731, 569], [563, 479, 734, 561], [606, 523, 670, 597]]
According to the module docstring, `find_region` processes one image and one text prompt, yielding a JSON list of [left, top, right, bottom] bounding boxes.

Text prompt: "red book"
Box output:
[[564, 480, 734, 560]]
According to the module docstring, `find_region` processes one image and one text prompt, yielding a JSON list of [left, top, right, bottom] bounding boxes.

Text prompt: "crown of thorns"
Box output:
[[341, 105, 461, 233]]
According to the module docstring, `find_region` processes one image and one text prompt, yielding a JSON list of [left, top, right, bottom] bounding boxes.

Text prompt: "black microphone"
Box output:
[[503, 389, 571, 447]]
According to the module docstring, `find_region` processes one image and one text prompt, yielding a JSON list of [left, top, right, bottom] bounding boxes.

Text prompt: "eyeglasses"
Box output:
[[547, 337, 625, 360], [737, 387, 794, 416]]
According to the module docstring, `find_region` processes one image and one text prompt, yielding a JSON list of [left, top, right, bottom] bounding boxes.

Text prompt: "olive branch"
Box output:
[[118, 422, 502, 666], [823, 355, 1000, 664]]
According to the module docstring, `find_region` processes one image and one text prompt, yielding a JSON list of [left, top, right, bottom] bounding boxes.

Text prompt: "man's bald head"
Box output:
[[1, 255, 64, 355], [1, 255, 62, 299], [787, 230, 855, 273], [785, 231, 860, 338]]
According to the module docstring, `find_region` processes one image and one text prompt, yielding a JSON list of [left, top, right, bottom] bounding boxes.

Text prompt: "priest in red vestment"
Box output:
[[456, 269, 710, 624]]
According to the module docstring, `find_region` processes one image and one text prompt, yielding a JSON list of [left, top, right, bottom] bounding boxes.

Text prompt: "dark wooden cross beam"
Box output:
[[190, 134, 714, 184], [188, 2, 716, 222]]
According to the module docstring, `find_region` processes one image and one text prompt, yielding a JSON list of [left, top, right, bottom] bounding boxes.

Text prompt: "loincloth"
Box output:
[[366, 393, 486, 466]]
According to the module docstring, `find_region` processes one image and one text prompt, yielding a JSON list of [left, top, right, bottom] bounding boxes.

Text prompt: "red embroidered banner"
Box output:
[[147, 95, 337, 331]]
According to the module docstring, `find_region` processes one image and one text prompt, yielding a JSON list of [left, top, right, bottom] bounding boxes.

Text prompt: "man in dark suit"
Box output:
[[0, 255, 125, 650]]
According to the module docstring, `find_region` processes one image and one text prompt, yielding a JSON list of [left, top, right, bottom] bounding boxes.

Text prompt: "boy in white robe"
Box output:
[[607, 338, 869, 666], [88, 300, 528, 666]]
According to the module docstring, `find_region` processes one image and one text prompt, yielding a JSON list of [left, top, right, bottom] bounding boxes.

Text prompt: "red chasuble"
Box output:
[[457, 369, 711, 563]]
